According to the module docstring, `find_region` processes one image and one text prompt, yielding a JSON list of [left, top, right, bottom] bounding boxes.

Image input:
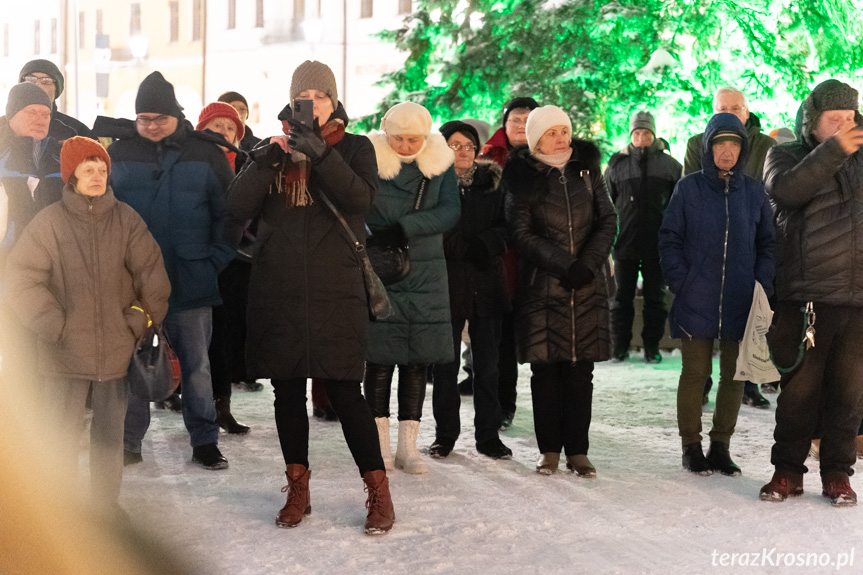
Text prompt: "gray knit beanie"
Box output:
[[6, 82, 53, 120], [630, 111, 656, 135], [802, 79, 859, 139], [290, 61, 338, 110]]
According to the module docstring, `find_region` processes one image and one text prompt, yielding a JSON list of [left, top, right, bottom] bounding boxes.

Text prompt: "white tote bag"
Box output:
[[735, 281, 781, 383]]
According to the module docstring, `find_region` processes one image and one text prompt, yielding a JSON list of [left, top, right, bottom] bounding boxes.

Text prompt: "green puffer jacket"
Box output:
[[365, 132, 461, 365]]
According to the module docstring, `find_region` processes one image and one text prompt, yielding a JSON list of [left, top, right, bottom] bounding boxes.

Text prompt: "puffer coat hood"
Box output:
[[700, 113, 750, 186]]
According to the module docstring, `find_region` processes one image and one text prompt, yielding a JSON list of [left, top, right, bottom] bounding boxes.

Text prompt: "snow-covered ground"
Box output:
[[116, 352, 862, 575]]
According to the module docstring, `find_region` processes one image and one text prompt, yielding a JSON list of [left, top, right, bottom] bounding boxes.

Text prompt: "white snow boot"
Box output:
[[375, 417, 395, 471], [395, 420, 427, 474]]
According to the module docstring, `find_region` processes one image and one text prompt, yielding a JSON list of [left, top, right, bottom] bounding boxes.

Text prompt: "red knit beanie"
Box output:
[[196, 102, 244, 142], [60, 137, 111, 184]]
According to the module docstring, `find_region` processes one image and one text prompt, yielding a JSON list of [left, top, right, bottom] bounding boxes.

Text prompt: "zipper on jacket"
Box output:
[[559, 172, 577, 362], [88, 201, 105, 381], [717, 174, 731, 339]]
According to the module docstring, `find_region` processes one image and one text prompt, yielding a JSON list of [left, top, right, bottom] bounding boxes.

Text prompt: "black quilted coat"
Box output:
[[503, 140, 617, 363], [764, 128, 863, 306]]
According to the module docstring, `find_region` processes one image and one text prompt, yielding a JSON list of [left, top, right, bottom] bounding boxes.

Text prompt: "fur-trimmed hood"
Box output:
[[368, 130, 454, 180]]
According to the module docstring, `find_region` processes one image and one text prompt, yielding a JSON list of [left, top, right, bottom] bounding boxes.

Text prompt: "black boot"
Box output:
[[682, 443, 712, 475], [706, 441, 741, 476], [643, 346, 662, 364], [215, 397, 251, 434], [742, 382, 770, 409]]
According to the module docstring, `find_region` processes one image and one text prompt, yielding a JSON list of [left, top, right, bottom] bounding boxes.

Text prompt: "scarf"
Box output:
[[456, 163, 477, 188], [533, 148, 573, 171], [225, 151, 236, 171], [278, 118, 346, 207]]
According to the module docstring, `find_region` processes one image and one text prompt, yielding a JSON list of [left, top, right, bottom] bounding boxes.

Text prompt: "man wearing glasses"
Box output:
[[683, 87, 776, 181], [101, 71, 236, 471], [18, 59, 94, 140]]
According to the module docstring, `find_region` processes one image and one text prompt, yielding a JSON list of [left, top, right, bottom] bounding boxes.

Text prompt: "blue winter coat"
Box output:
[[659, 113, 775, 340], [106, 120, 236, 313]]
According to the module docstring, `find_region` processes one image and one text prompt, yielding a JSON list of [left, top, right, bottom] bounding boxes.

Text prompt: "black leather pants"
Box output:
[[364, 363, 427, 421]]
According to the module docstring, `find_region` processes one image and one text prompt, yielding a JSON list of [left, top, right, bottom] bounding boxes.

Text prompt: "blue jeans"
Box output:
[[124, 307, 219, 451]]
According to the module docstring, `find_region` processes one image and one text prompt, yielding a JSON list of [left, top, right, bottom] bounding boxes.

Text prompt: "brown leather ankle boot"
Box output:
[[362, 470, 395, 535], [276, 464, 311, 528]]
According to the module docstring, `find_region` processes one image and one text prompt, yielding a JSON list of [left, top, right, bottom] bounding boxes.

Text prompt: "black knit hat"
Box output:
[[440, 120, 480, 150], [802, 79, 859, 140], [6, 82, 53, 120], [135, 71, 183, 117], [502, 97, 539, 126], [217, 91, 248, 108], [19, 59, 64, 98]]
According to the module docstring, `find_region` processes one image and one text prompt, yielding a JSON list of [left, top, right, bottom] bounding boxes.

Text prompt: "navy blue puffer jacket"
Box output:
[[659, 113, 775, 340]]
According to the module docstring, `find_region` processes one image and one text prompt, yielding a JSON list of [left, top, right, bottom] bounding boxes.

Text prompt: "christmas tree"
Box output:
[[357, 0, 863, 157]]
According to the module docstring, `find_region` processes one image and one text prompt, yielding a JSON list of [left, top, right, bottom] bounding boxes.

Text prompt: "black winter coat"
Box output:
[[443, 160, 511, 320], [764, 131, 863, 306], [606, 140, 681, 259], [227, 116, 378, 382], [504, 140, 617, 364]]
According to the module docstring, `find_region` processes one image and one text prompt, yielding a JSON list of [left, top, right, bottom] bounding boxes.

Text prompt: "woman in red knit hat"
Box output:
[[6, 136, 170, 512], [196, 102, 260, 434]]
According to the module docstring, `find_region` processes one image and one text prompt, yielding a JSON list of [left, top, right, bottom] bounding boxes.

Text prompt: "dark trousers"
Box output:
[[769, 302, 863, 477], [363, 363, 427, 421], [497, 310, 518, 416], [271, 378, 384, 476], [432, 315, 503, 444], [209, 260, 252, 398], [530, 361, 594, 455], [677, 339, 743, 446], [609, 258, 668, 350]]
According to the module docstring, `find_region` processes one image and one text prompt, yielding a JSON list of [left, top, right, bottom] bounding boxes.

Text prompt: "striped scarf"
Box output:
[[278, 118, 346, 207]]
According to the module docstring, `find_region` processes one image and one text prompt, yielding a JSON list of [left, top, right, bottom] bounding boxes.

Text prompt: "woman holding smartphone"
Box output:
[[227, 61, 394, 535]]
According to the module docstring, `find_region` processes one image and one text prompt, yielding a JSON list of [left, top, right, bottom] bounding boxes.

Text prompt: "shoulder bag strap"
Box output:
[[316, 189, 367, 263]]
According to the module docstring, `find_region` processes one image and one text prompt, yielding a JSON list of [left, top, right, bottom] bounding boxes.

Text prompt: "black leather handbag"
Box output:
[[365, 177, 429, 285], [127, 303, 182, 402], [316, 191, 394, 321]]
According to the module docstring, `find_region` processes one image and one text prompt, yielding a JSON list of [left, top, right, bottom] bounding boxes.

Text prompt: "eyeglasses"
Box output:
[[449, 143, 477, 152], [716, 105, 746, 114], [136, 115, 172, 127], [506, 117, 527, 126], [23, 75, 55, 86]]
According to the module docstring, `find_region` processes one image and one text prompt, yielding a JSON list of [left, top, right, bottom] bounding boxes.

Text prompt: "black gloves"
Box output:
[[250, 142, 287, 168], [465, 239, 490, 270], [561, 260, 594, 290], [368, 224, 407, 248], [286, 118, 327, 161]]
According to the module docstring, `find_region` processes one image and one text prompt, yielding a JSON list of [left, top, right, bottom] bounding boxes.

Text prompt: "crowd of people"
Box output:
[[2, 56, 863, 538]]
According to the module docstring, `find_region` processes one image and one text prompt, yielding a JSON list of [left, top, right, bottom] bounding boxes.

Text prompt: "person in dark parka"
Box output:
[[227, 61, 394, 535], [659, 112, 775, 477], [759, 79, 863, 506], [0, 82, 64, 391], [504, 105, 617, 478], [606, 111, 681, 363], [364, 102, 461, 476], [430, 120, 512, 461]]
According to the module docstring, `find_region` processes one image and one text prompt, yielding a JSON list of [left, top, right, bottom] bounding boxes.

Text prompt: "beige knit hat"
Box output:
[[380, 102, 433, 136], [526, 106, 572, 151], [290, 60, 338, 110]]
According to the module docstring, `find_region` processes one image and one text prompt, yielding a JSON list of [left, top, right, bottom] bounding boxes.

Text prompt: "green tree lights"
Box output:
[[358, 0, 863, 157]]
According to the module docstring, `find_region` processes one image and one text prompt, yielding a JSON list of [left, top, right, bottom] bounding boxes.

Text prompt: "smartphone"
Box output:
[[293, 99, 314, 127]]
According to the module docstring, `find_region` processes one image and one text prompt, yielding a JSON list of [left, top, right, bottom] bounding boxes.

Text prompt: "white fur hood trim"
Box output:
[[368, 131, 455, 180]]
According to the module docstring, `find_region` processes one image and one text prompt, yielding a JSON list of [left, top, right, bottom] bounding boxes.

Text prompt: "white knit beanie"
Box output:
[[526, 106, 572, 151], [380, 102, 433, 136]]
